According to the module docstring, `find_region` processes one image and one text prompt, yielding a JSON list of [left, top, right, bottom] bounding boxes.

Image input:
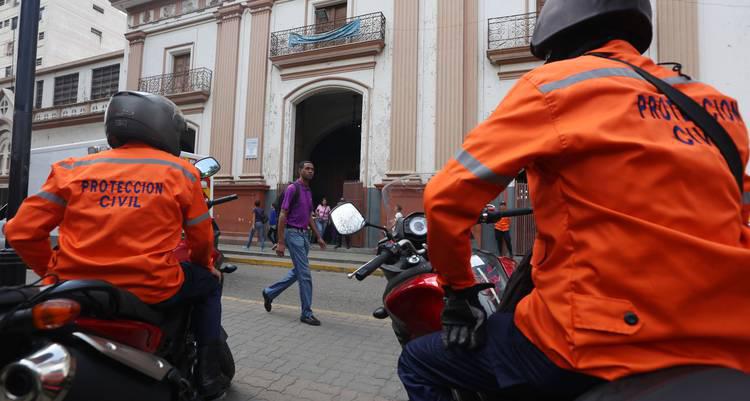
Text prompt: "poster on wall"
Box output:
[[245, 138, 258, 159]]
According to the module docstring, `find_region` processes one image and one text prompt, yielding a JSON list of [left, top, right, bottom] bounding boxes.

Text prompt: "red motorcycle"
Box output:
[[329, 174, 750, 401]]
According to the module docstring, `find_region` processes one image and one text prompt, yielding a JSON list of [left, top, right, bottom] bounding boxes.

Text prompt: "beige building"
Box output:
[[110, 0, 750, 247]]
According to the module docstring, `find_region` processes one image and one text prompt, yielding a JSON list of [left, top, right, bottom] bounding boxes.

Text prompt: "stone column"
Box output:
[[434, 0, 464, 169], [241, 0, 274, 181], [463, 0, 478, 135], [657, 0, 699, 78], [387, 0, 420, 176], [125, 31, 146, 91], [209, 3, 245, 178]]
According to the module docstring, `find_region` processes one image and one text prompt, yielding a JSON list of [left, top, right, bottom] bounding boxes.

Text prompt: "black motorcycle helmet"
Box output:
[[530, 0, 653, 62], [105, 91, 186, 156]]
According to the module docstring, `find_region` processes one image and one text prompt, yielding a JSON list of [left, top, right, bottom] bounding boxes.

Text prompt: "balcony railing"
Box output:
[[138, 67, 212, 97], [270, 12, 386, 59], [488, 12, 537, 51]]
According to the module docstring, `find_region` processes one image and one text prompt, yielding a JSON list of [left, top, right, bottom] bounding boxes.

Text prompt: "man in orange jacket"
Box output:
[[398, 1, 750, 400], [5, 91, 229, 398]]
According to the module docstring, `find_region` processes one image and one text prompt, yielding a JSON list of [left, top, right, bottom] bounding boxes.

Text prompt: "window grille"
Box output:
[[53, 73, 79, 106], [91, 64, 119, 100]]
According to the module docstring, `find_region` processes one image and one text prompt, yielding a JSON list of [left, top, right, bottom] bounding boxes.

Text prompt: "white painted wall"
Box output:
[[697, 0, 750, 112], [139, 18, 217, 155], [44, 1, 126, 67], [32, 122, 106, 148]]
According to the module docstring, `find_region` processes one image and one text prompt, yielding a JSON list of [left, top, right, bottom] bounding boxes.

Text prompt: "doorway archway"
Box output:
[[293, 90, 362, 206]]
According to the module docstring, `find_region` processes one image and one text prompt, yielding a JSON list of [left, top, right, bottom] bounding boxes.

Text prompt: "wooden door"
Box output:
[[315, 3, 347, 33], [342, 180, 365, 247], [172, 53, 191, 93]]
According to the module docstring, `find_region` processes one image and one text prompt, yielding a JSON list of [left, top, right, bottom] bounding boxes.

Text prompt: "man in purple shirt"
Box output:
[[262, 161, 326, 326]]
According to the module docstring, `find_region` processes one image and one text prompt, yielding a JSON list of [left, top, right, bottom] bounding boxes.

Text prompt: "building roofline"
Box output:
[[0, 50, 124, 86]]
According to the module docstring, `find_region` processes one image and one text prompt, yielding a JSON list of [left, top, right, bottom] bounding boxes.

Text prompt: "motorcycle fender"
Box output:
[[72, 332, 173, 381]]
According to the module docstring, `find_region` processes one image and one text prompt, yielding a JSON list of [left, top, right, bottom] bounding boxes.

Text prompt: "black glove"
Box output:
[[441, 283, 495, 350]]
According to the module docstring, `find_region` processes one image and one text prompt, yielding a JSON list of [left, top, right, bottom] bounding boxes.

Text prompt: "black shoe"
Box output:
[[262, 290, 272, 312], [198, 341, 231, 399], [300, 315, 321, 326]]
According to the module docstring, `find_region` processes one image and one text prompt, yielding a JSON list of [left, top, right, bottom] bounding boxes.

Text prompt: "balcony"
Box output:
[[138, 67, 212, 105], [486, 12, 538, 65], [270, 12, 386, 69], [33, 98, 111, 129]]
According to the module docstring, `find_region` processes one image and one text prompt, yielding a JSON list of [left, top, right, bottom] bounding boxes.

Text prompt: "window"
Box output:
[[35, 57, 41, 66], [93, 4, 104, 14], [314, 2, 347, 33], [3, 20, 8, 28], [34, 80, 42, 109], [53, 73, 79, 106], [91, 27, 102, 38], [38, 31, 43, 40], [0, 1, 5, 7], [3, 66, 10, 77], [10, 16, 17, 30], [90, 64, 119, 100], [4, 42, 11, 56], [39, 6, 44, 21]]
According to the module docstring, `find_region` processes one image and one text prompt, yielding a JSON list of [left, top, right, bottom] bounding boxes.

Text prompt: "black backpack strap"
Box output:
[[589, 53, 744, 194]]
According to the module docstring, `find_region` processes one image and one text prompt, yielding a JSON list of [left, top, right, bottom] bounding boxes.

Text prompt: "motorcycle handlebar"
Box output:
[[207, 194, 238, 209], [350, 252, 391, 281], [480, 207, 533, 223]]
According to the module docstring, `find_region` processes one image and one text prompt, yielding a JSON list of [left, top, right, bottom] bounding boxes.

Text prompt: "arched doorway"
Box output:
[[293, 90, 362, 207]]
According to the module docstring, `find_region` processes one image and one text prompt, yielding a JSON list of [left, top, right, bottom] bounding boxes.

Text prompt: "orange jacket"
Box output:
[[425, 40, 750, 380], [494, 217, 510, 232], [5, 143, 214, 304]]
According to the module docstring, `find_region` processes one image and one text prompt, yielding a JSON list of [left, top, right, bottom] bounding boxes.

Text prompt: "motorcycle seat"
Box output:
[[576, 365, 750, 401], [45, 279, 165, 326]]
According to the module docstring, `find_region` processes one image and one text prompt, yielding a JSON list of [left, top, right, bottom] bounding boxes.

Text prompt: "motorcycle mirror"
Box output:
[[194, 157, 221, 179], [330, 202, 367, 235]]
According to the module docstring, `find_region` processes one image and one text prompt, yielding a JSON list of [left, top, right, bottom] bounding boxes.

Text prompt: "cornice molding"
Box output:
[[125, 30, 147, 43]]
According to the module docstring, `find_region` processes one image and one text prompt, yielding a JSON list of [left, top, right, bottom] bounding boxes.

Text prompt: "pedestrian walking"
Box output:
[[334, 197, 351, 249], [262, 161, 326, 326], [245, 200, 267, 251], [267, 204, 278, 245], [493, 202, 513, 256], [315, 197, 331, 242]]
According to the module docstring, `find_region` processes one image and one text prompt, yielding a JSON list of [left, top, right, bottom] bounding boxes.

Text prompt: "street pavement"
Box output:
[[221, 263, 408, 401]]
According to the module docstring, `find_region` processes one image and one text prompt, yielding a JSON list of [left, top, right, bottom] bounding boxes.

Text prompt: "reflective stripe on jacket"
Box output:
[[424, 40, 750, 380], [5, 143, 214, 304]]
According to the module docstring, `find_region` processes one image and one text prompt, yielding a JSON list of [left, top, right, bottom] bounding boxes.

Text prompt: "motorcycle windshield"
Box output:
[[381, 173, 434, 228]]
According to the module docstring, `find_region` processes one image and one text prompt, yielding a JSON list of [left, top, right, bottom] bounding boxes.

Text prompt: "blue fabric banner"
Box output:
[[288, 19, 361, 47]]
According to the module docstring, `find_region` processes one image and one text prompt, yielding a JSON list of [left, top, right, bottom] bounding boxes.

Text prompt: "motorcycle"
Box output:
[[0, 156, 237, 401], [330, 173, 750, 401]]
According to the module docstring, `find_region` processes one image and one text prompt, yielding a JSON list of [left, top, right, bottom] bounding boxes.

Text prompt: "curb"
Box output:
[[224, 255, 384, 277]]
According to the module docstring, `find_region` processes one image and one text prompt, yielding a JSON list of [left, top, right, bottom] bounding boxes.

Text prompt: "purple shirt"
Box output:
[[281, 180, 313, 229]]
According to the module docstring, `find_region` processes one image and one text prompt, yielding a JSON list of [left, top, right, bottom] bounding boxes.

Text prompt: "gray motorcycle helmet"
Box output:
[[105, 91, 186, 157], [530, 0, 653, 61]]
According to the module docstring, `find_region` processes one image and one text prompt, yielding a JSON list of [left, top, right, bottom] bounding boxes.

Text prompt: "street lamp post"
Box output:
[[0, 0, 40, 285]]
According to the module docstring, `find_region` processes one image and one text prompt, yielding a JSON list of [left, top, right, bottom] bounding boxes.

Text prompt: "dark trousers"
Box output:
[[268, 226, 278, 244], [494, 229, 513, 256], [398, 313, 603, 401], [155, 262, 222, 344]]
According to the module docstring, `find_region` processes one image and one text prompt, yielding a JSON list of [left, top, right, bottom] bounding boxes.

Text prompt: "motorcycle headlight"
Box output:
[[407, 216, 427, 236]]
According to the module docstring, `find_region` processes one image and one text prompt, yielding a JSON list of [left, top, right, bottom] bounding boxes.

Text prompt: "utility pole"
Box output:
[[0, 0, 40, 285]]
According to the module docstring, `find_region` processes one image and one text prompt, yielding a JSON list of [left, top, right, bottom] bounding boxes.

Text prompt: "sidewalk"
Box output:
[[220, 243, 380, 276]]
